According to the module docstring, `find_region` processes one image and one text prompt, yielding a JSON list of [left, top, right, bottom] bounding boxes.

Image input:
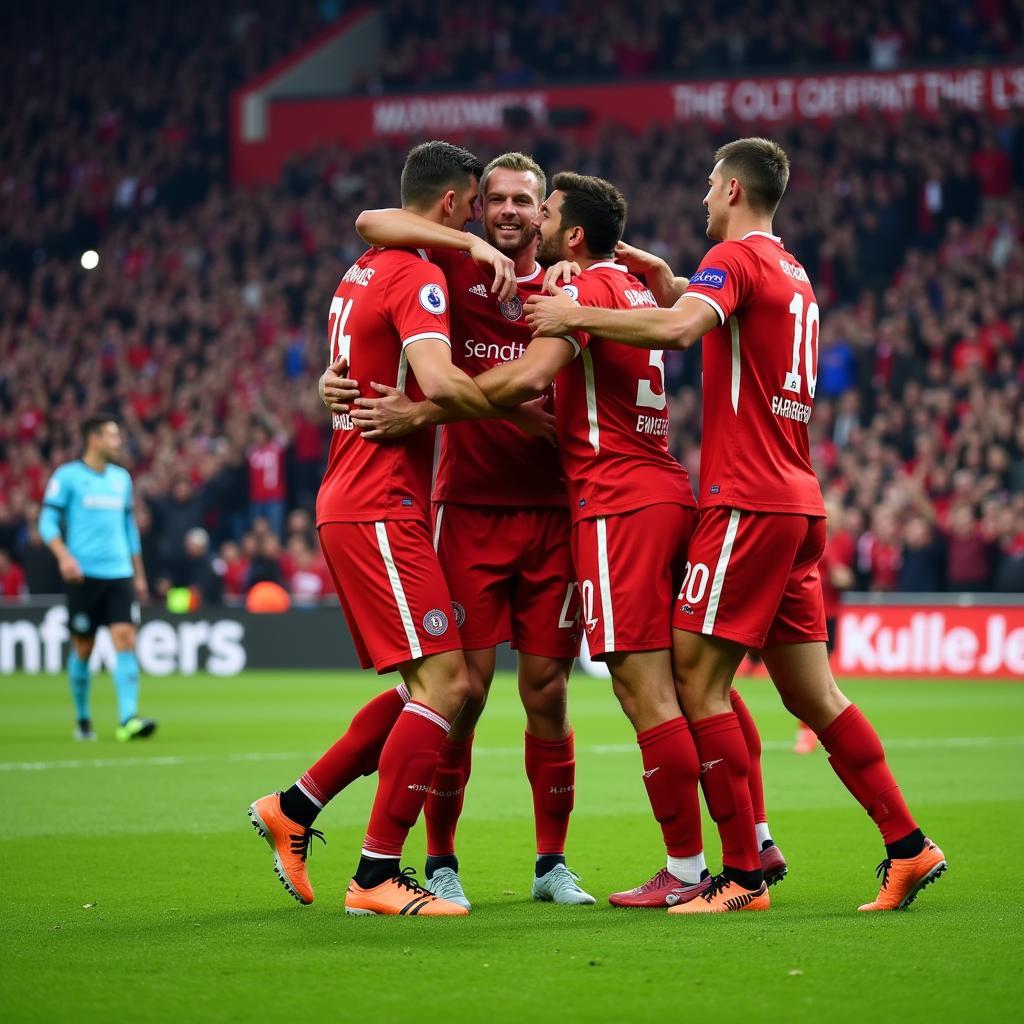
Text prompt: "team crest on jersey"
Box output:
[[690, 267, 727, 290], [423, 609, 449, 636], [419, 283, 447, 314], [499, 295, 523, 321], [561, 284, 579, 301], [452, 602, 466, 628]]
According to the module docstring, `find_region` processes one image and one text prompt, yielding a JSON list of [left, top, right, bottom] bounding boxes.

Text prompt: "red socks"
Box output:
[[362, 701, 451, 858], [636, 716, 703, 858], [297, 684, 407, 807], [819, 704, 918, 844], [729, 688, 767, 825], [424, 735, 474, 857], [690, 711, 761, 873], [525, 731, 576, 855]]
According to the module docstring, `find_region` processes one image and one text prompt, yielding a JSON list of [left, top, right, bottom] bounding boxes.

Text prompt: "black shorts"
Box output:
[[67, 577, 138, 636]]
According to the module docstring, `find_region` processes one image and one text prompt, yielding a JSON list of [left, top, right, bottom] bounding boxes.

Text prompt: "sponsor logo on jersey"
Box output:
[[561, 284, 579, 301], [452, 601, 466, 628], [83, 494, 126, 510], [423, 609, 449, 636], [401, 497, 414, 506], [690, 267, 727, 290], [419, 283, 447, 314], [468, 283, 489, 297], [464, 339, 526, 363], [499, 295, 523, 321]]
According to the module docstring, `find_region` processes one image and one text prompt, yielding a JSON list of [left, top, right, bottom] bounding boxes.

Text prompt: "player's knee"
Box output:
[[110, 625, 136, 651]]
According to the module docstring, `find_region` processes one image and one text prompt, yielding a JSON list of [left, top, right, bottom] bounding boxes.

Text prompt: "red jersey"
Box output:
[[684, 232, 825, 516], [316, 247, 450, 526], [556, 261, 696, 523], [248, 440, 286, 502], [429, 249, 566, 507]]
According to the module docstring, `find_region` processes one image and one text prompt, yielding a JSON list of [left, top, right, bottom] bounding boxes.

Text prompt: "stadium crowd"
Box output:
[[0, 1, 1021, 603], [370, 0, 1024, 92]]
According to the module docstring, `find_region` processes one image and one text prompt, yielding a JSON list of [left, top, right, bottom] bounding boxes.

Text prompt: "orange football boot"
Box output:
[[668, 873, 770, 914], [793, 723, 818, 755], [345, 867, 470, 916], [858, 838, 947, 911], [247, 793, 324, 905]]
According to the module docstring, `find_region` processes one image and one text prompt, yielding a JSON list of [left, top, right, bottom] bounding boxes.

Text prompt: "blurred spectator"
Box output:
[[247, 533, 285, 589], [0, 549, 27, 597], [283, 535, 331, 605], [219, 540, 250, 599], [179, 527, 225, 606], [946, 505, 996, 591], [150, 478, 207, 586], [247, 421, 289, 538], [899, 516, 947, 592], [15, 507, 62, 594]]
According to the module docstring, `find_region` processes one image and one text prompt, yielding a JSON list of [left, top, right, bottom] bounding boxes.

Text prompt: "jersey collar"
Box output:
[[741, 230, 783, 245], [516, 262, 542, 283], [585, 260, 628, 273]]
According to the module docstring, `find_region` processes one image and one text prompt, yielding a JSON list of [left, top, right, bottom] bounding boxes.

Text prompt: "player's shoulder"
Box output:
[[568, 260, 628, 303], [110, 464, 134, 486]]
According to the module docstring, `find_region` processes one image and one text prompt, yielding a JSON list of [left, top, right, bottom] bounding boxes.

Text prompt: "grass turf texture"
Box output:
[[1, 670, 1021, 1023]]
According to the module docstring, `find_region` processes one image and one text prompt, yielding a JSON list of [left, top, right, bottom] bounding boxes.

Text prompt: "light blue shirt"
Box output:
[[38, 461, 141, 580]]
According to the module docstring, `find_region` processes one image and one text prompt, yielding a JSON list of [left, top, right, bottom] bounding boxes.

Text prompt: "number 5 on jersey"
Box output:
[[329, 296, 353, 367]]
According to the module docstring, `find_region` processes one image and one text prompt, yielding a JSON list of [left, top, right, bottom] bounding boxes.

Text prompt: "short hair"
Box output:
[[551, 171, 627, 258], [482, 151, 546, 203], [400, 141, 484, 210], [81, 415, 118, 446], [714, 137, 790, 215]]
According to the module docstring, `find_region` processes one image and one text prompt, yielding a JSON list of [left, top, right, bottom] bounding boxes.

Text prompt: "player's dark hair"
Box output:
[[80, 415, 118, 446], [482, 152, 546, 203], [550, 171, 626, 258], [400, 141, 484, 210], [714, 137, 790, 215]]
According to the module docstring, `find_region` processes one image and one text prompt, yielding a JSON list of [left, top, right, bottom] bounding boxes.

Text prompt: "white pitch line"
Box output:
[[0, 735, 1021, 773]]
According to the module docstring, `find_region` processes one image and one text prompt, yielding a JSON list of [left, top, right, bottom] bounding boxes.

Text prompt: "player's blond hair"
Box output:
[[714, 138, 790, 215], [482, 152, 546, 203]]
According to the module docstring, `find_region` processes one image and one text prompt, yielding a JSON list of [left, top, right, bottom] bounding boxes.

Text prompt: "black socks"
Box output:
[[279, 786, 319, 829]]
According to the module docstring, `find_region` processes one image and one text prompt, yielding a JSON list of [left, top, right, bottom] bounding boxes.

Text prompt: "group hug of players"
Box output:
[[247, 137, 947, 917]]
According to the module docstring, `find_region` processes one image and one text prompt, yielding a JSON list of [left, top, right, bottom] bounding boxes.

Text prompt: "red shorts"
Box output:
[[673, 508, 828, 649], [432, 503, 580, 659], [572, 503, 698, 657], [319, 520, 461, 674]]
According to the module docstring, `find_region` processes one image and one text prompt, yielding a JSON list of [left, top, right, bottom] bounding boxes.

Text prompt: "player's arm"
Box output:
[[124, 486, 148, 602], [355, 208, 516, 301], [38, 472, 83, 583], [613, 241, 689, 307], [525, 287, 717, 351], [474, 336, 577, 407]]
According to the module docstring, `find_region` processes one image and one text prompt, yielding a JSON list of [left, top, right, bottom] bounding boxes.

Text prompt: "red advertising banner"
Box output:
[[836, 605, 1024, 679], [234, 64, 1024, 184]]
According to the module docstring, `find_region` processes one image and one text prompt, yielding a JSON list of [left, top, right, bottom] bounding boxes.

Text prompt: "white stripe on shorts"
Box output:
[[596, 517, 615, 652], [432, 503, 445, 551], [374, 521, 422, 661], [702, 509, 741, 635]]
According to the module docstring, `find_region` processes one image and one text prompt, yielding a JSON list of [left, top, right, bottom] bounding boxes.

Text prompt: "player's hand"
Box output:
[[614, 240, 669, 277], [352, 383, 423, 440], [319, 358, 360, 414], [525, 289, 579, 338], [542, 260, 581, 294], [58, 552, 84, 583], [468, 237, 517, 304], [134, 575, 149, 604], [508, 396, 556, 444]]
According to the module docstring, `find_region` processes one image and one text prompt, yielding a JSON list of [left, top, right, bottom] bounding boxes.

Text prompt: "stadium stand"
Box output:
[[0, 4, 1021, 599]]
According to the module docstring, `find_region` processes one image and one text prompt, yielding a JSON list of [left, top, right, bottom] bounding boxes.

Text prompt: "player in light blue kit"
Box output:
[[39, 416, 157, 741]]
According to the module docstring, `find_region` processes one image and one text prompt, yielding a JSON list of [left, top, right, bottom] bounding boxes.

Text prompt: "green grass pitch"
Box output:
[[1, 669, 1022, 1022]]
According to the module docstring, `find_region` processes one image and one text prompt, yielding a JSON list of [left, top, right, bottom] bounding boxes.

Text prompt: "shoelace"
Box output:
[[874, 858, 893, 890], [700, 874, 732, 902], [393, 866, 433, 896], [288, 827, 325, 862], [636, 868, 675, 893]]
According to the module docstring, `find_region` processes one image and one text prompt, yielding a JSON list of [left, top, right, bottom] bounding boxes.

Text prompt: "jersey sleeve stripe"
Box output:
[[373, 521, 423, 660], [402, 332, 451, 349], [702, 509, 741, 635], [561, 335, 581, 356], [682, 290, 725, 325]]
